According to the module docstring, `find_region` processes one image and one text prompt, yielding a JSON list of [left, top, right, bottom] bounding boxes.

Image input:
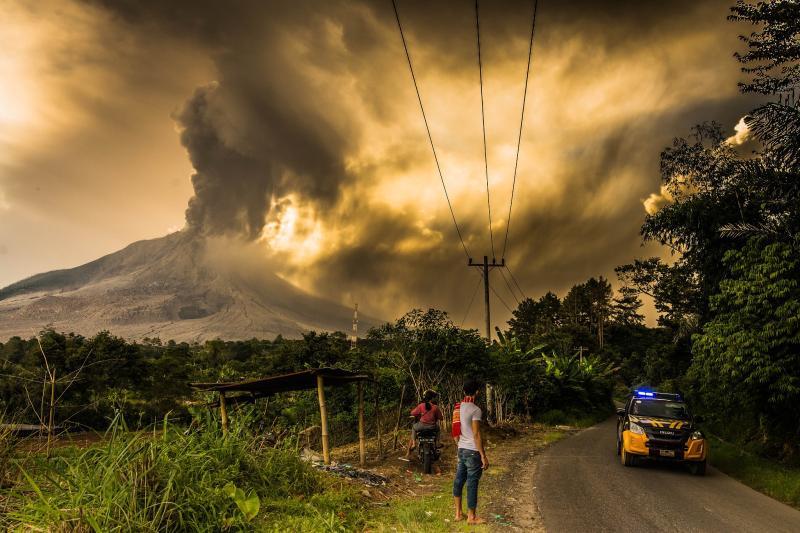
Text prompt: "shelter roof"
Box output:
[[190, 367, 369, 396]]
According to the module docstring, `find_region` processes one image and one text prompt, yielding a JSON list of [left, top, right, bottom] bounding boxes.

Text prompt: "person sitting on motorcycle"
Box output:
[[407, 389, 443, 457]]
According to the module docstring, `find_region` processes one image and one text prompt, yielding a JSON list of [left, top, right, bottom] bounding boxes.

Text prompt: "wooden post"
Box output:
[[392, 384, 407, 450], [374, 384, 382, 458], [219, 391, 229, 435], [358, 381, 366, 467], [317, 375, 330, 465]]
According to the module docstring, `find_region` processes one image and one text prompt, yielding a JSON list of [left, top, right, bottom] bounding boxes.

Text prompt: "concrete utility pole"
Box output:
[[576, 346, 588, 364], [468, 256, 505, 340], [468, 255, 505, 422]]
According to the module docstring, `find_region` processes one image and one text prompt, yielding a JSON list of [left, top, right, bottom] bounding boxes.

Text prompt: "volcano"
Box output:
[[0, 232, 379, 342]]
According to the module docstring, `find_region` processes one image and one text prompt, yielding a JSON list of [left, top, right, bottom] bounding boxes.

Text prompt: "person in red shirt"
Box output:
[[407, 389, 443, 457]]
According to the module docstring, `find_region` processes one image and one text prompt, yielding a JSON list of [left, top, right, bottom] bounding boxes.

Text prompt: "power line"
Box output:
[[475, 0, 495, 260], [467, 266, 512, 330], [490, 282, 514, 314], [391, 0, 471, 260], [505, 264, 528, 300], [501, 0, 539, 261], [498, 267, 521, 306], [460, 275, 483, 327]]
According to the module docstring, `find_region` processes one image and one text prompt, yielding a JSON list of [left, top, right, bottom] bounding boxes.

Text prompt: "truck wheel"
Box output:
[[423, 446, 432, 474], [688, 460, 706, 476], [621, 447, 637, 467]]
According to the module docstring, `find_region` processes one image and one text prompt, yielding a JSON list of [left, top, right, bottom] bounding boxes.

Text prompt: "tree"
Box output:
[[690, 238, 800, 453], [610, 286, 645, 326], [586, 277, 613, 348], [507, 292, 562, 350], [615, 258, 703, 333], [562, 284, 591, 328], [562, 278, 612, 348], [491, 331, 547, 421], [368, 309, 486, 405], [730, 0, 800, 97]]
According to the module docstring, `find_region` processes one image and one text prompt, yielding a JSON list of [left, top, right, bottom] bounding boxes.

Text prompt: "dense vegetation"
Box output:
[[2, 414, 362, 531], [0, 305, 614, 439], [627, 0, 800, 460]]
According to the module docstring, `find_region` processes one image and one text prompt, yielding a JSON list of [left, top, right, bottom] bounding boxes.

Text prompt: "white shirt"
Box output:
[[457, 402, 482, 451]]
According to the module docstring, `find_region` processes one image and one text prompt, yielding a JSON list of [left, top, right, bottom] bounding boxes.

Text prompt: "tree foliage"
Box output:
[[690, 239, 800, 450], [615, 0, 800, 458]]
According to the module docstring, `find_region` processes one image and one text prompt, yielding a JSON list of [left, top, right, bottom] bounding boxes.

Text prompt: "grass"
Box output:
[[540, 429, 570, 444], [364, 475, 490, 533], [1, 414, 365, 532], [536, 407, 611, 428], [366, 427, 571, 532], [709, 435, 800, 510], [2, 414, 584, 531]]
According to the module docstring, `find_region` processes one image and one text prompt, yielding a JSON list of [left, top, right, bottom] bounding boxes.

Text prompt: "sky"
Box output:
[[0, 0, 763, 331]]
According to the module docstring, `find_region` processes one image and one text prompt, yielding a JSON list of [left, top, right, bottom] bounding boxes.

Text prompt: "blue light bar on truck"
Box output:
[[634, 390, 682, 400]]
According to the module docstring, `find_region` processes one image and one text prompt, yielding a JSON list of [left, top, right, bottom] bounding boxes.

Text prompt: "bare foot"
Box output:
[[454, 514, 464, 522], [467, 517, 486, 525]]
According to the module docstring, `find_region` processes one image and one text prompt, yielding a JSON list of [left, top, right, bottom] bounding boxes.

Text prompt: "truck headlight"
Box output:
[[690, 431, 704, 440], [629, 422, 645, 435]]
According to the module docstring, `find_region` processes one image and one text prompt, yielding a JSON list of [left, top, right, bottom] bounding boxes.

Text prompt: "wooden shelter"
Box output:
[[191, 368, 373, 466]]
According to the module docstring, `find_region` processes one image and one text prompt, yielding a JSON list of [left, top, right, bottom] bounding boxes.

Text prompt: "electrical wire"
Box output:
[[498, 266, 521, 306], [391, 0, 471, 260], [501, 0, 539, 261], [490, 282, 514, 314], [505, 264, 528, 300], [460, 275, 483, 327], [475, 0, 495, 260]]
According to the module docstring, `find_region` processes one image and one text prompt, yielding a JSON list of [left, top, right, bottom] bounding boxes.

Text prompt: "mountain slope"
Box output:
[[0, 232, 379, 342]]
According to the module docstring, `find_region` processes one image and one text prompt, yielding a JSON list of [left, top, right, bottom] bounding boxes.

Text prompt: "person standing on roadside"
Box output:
[[451, 379, 488, 525]]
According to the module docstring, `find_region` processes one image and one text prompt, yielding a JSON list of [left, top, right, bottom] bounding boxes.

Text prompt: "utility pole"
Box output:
[[468, 256, 505, 340], [469, 255, 504, 423], [576, 346, 588, 364]]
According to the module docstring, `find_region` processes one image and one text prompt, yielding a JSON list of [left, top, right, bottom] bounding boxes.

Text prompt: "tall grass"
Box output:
[[3, 413, 363, 531], [709, 436, 800, 510], [0, 414, 19, 519]]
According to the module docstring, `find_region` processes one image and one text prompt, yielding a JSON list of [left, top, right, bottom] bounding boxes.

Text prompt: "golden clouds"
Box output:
[[1, 0, 761, 329], [643, 185, 675, 216], [725, 117, 751, 146], [0, 0, 103, 155]]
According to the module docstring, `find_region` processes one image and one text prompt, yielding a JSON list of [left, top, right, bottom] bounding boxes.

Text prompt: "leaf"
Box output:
[[222, 481, 237, 499], [85, 515, 103, 533], [238, 493, 260, 521], [223, 481, 260, 522]]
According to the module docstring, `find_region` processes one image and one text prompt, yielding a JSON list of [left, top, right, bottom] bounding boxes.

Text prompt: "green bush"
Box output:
[[538, 409, 568, 425]]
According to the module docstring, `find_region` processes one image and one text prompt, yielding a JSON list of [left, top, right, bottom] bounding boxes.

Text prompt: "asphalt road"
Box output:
[[535, 417, 800, 532]]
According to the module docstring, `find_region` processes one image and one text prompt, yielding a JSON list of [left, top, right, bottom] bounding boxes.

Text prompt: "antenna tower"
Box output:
[[351, 303, 359, 350]]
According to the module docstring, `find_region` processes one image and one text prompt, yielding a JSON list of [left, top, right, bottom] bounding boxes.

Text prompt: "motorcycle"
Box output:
[[410, 416, 441, 474]]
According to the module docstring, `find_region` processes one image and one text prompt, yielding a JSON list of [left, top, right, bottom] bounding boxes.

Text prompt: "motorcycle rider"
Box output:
[[407, 389, 443, 457]]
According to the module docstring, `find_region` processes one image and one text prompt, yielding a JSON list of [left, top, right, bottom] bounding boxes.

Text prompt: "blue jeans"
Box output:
[[453, 448, 483, 510]]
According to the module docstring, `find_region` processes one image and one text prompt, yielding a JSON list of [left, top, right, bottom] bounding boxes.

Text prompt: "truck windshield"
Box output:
[[631, 400, 689, 420]]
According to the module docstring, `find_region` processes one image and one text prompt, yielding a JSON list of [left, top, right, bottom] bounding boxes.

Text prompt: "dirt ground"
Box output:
[[329, 422, 572, 531]]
